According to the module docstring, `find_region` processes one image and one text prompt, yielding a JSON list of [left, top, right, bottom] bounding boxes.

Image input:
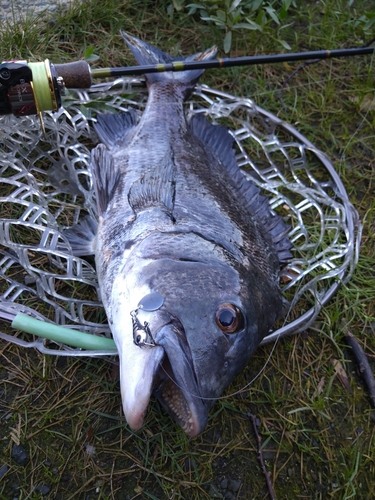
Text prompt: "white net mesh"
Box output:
[[0, 78, 361, 356]]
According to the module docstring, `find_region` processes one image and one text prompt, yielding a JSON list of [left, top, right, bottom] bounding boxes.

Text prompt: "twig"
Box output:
[[249, 413, 277, 500], [277, 58, 320, 112], [343, 327, 375, 408]]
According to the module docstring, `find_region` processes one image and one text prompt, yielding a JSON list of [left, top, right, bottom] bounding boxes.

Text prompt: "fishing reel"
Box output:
[[0, 59, 92, 126]]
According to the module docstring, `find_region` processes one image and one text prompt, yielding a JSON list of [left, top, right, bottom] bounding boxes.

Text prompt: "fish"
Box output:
[[65, 32, 292, 437]]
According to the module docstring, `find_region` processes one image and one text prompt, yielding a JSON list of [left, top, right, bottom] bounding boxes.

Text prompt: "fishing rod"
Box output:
[[1, 45, 374, 122]]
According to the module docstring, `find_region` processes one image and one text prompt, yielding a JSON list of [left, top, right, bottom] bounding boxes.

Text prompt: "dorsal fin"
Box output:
[[94, 109, 138, 149], [189, 114, 292, 264], [91, 144, 122, 216], [128, 148, 176, 220]]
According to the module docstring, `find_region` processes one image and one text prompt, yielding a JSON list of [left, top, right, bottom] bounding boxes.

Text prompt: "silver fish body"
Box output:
[[66, 33, 292, 437]]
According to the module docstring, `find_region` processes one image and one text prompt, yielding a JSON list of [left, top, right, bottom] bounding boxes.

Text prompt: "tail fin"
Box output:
[[120, 31, 217, 86]]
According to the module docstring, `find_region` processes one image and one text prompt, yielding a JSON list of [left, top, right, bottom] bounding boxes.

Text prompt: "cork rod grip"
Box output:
[[54, 60, 92, 88]]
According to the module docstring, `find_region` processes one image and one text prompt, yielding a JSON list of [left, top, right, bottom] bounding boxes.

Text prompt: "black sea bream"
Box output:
[[66, 32, 292, 437]]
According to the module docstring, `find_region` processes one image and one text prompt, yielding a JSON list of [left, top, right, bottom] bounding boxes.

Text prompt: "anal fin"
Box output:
[[91, 144, 122, 216], [94, 109, 138, 149]]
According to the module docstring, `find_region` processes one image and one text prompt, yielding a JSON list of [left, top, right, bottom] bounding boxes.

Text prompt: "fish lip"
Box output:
[[154, 324, 208, 438], [118, 344, 165, 432]]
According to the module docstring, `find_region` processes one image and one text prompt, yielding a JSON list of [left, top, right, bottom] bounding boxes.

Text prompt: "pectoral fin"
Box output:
[[128, 148, 176, 219]]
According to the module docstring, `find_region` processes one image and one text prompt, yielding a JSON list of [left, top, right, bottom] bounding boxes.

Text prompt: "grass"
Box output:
[[1, 0, 375, 499]]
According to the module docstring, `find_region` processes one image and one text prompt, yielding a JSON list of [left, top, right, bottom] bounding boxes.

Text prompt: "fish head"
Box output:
[[110, 250, 282, 438]]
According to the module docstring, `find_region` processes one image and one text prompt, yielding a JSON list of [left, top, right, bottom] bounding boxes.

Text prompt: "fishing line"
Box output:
[[158, 275, 306, 402], [158, 337, 279, 402]]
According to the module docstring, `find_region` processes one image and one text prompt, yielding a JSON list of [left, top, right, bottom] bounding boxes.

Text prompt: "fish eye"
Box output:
[[215, 303, 244, 334]]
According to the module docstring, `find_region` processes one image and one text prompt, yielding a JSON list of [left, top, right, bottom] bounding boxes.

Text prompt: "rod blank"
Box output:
[[91, 46, 375, 79]]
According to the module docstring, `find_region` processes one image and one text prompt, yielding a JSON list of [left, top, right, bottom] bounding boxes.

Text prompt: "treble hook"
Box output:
[[130, 292, 164, 348], [130, 308, 156, 348]]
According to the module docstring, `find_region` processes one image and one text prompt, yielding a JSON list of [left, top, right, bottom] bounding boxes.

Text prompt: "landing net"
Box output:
[[0, 78, 361, 356]]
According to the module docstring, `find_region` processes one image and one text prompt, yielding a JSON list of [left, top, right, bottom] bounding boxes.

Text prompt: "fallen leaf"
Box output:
[[349, 94, 375, 112], [312, 376, 325, 398], [10, 414, 21, 446], [331, 359, 352, 394]]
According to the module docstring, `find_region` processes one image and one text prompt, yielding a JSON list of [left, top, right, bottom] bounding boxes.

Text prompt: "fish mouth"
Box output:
[[118, 322, 207, 437], [153, 324, 207, 437], [153, 356, 201, 436]]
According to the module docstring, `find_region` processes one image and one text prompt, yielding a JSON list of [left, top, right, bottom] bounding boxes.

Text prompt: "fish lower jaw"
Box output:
[[157, 379, 200, 437]]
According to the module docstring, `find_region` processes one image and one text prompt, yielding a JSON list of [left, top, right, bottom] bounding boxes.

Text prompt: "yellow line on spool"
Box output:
[[29, 61, 54, 112]]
